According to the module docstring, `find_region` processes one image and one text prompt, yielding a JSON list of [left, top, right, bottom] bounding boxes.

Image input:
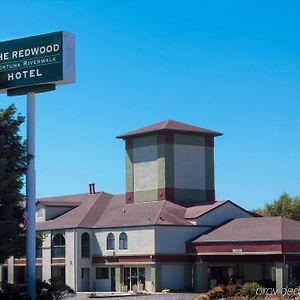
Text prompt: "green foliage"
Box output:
[[0, 105, 28, 263], [240, 282, 263, 299], [253, 193, 300, 221]]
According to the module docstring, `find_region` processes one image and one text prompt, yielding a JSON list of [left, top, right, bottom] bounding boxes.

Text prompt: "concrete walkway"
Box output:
[[71, 293, 200, 300]]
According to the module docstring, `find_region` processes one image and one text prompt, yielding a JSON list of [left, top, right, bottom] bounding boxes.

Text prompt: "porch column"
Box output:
[[65, 229, 76, 290], [194, 262, 208, 292], [115, 266, 122, 292], [42, 231, 51, 283], [150, 264, 161, 292], [7, 256, 14, 284], [275, 263, 288, 290]]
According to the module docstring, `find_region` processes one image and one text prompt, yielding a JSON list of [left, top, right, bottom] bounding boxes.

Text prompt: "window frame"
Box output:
[[52, 233, 65, 258], [81, 232, 90, 258], [119, 232, 128, 250], [106, 232, 115, 250]]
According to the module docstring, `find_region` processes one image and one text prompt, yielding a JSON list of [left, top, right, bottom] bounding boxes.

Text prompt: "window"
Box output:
[[107, 233, 115, 250], [36, 245, 42, 258], [119, 232, 128, 250], [52, 233, 65, 258], [96, 267, 109, 279], [81, 232, 90, 258]]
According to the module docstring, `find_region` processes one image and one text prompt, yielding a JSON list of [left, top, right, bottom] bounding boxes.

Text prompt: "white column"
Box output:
[[65, 229, 76, 290], [7, 256, 14, 284], [42, 231, 52, 282]]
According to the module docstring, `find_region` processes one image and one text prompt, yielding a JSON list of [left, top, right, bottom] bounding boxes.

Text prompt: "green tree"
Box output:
[[253, 192, 300, 221], [0, 105, 27, 263]]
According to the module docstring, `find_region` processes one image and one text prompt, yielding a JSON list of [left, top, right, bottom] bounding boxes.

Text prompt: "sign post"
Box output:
[[26, 92, 36, 300], [0, 31, 75, 300]]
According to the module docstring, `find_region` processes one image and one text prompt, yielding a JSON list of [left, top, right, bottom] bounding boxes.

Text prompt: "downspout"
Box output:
[[74, 229, 77, 292]]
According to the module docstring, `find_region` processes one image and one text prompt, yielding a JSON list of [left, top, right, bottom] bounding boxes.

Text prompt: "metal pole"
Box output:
[[26, 92, 36, 300]]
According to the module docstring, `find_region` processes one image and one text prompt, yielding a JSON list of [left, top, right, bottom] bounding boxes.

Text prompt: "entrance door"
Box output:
[[81, 268, 90, 292], [211, 266, 234, 285], [123, 267, 146, 291]]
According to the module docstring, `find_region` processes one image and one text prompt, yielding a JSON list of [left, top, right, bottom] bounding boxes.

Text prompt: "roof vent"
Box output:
[[89, 183, 96, 195]]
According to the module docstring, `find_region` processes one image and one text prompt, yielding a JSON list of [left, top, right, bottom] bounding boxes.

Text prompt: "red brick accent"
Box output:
[[205, 137, 214, 147], [157, 132, 174, 144], [125, 139, 133, 150], [206, 189, 215, 202], [93, 254, 193, 264], [126, 192, 134, 204], [282, 241, 300, 252], [187, 242, 282, 254], [157, 187, 174, 200], [14, 258, 42, 265], [196, 254, 283, 263], [51, 258, 65, 264]]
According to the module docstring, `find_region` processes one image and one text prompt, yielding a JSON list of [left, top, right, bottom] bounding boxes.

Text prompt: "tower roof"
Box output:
[[116, 120, 222, 139]]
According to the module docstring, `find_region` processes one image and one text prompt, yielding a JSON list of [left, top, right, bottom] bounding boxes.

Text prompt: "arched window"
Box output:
[[119, 232, 128, 250], [52, 233, 65, 258], [81, 232, 90, 258], [107, 233, 115, 250]]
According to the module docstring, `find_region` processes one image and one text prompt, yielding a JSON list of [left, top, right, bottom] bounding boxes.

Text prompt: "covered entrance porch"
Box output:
[[193, 254, 300, 292]]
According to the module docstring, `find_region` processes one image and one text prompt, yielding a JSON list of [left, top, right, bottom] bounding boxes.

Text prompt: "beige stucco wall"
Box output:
[[193, 201, 253, 226], [74, 229, 94, 291], [94, 227, 155, 256], [36, 204, 73, 222], [36, 203, 45, 222], [174, 144, 205, 190], [160, 264, 184, 290], [133, 145, 158, 192], [154, 226, 206, 254]]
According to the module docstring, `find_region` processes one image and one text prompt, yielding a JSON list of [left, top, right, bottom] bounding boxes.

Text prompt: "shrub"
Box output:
[[207, 285, 226, 299], [240, 282, 263, 299], [0, 283, 24, 300]]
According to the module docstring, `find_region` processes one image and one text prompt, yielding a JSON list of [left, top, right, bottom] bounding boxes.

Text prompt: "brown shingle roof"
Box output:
[[36, 193, 238, 230], [36, 193, 193, 230], [36, 193, 111, 230], [116, 120, 222, 139], [184, 201, 226, 219], [191, 217, 300, 243]]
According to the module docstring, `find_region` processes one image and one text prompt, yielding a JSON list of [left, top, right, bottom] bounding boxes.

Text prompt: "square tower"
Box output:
[[117, 120, 222, 206]]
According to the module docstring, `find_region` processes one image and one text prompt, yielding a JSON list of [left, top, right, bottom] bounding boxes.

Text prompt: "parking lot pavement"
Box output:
[[70, 293, 200, 300]]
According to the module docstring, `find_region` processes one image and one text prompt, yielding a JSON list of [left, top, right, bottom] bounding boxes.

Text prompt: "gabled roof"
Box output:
[[116, 120, 222, 139], [191, 217, 300, 243], [37, 193, 99, 207], [36, 191, 257, 231], [36, 192, 111, 230], [36, 193, 192, 230], [184, 201, 227, 219]]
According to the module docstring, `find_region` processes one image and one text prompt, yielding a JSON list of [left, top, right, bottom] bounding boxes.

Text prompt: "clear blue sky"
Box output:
[[1, 1, 299, 210]]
